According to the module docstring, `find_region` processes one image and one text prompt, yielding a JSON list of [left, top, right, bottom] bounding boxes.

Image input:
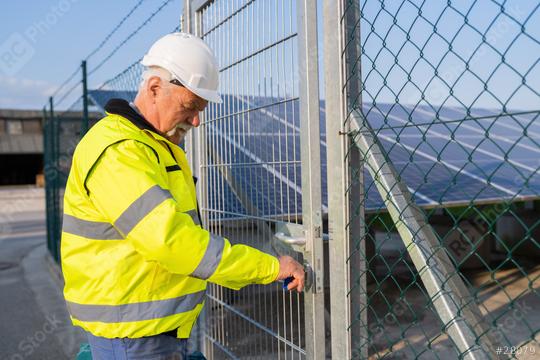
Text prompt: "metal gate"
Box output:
[[184, 0, 325, 359]]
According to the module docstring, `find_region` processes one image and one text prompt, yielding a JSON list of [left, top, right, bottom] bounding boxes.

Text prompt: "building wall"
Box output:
[[0, 109, 44, 185]]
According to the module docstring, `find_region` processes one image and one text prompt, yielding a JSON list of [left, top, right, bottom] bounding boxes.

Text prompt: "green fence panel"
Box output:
[[340, 0, 539, 358]]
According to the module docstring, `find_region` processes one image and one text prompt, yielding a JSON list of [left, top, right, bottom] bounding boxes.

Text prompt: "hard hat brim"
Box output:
[[189, 87, 222, 104]]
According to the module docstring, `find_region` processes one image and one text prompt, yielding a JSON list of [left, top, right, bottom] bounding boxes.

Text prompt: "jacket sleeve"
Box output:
[[86, 139, 279, 290]]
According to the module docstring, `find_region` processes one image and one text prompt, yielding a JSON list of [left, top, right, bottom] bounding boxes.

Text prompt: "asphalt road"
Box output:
[[0, 187, 82, 360]]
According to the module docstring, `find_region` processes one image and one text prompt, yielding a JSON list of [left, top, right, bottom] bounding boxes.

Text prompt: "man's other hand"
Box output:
[[276, 256, 305, 292]]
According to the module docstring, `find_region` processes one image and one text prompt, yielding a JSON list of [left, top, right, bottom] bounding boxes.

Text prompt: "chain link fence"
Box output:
[[43, 84, 103, 261], [326, 0, 539, 358]]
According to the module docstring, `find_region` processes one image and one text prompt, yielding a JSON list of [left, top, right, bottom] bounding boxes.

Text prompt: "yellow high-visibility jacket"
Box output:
[[61, 99, 279, 339]]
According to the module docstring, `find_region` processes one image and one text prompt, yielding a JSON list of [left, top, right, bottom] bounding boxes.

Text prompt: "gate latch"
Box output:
[[272, 222, 316, 292]]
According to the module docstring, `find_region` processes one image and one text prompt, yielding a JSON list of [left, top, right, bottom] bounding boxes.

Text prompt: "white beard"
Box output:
[[166, 124, 192, 143]]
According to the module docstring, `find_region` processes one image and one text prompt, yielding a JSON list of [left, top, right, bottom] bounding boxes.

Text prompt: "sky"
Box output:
[[0, 0, 538, 112], [0, 0, 183, 110], [357, 0, 540, 111]]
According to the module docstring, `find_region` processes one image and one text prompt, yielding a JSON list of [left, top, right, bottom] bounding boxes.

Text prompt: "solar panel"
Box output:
[[86, 90, 540, 218], [207, 98, 539, 218], [370, 103, 540, 203], [87, 90, 137, 112]]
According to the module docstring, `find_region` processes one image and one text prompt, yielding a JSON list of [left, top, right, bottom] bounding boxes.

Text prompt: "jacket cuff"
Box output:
[[257, 253, 280, 284]]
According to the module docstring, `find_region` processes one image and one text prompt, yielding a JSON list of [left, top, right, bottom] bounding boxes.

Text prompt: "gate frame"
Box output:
[[184, 0, 327, 358], [296, 0, 326, 358]]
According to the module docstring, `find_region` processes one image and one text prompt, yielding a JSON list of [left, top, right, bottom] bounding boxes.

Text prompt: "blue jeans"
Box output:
[[86, 332, 188, 360]]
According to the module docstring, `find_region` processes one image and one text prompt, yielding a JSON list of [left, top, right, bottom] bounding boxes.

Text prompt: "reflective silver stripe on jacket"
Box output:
[[115, 185, 172, 235], [184, 209, 201, 226], [62, 214, 122, 240], [63, 185, 200, 239], [66, 290, 205, 323], [191, 234, 225, 280]]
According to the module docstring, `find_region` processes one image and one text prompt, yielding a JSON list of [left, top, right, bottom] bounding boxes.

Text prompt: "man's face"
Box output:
[[156, 80, 208, 139]]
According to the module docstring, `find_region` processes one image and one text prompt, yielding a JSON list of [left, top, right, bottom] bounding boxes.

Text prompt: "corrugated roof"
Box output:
[[0, 109, 44, 119], [0, 134, 43, 154]]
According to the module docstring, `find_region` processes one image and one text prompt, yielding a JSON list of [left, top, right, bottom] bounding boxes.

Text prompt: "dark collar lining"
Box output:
[[104, 98, 161, 134]]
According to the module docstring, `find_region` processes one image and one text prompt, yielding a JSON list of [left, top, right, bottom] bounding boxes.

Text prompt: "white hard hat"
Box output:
[[141, 32, 222, 103]]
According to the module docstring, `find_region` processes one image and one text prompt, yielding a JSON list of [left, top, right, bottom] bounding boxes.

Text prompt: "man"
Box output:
[[61, 33, 305, 359]]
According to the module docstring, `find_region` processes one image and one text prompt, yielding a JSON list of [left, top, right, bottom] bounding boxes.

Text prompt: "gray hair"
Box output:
[[138, 66, 173, 90]]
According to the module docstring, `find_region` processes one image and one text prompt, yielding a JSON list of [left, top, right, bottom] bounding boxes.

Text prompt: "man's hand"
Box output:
[[276, 256, 305, 292]]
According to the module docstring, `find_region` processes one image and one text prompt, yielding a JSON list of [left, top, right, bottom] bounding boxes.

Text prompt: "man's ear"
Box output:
[[146, 76, 163, 99]]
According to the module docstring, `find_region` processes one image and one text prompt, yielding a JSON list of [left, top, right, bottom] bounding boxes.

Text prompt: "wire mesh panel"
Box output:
[[43, 92, 102, 261], [191, 0, 322, 358], [325, 0, 539, 359]]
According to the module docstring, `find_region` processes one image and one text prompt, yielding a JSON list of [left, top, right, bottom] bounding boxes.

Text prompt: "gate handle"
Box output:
[[274, 232, 306, 246]]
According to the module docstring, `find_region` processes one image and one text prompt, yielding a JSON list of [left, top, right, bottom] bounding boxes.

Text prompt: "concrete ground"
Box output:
[[0, 186, 85, 360]]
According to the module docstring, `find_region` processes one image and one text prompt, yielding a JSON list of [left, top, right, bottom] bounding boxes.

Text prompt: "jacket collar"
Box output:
[[104, 98, 160, 134]]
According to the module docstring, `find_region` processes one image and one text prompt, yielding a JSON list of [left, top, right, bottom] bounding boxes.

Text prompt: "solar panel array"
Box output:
[[87, 89, 540, 219]]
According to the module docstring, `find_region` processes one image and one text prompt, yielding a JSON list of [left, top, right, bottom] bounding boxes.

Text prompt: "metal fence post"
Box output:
[[342, 1, 368, 358], [183, 0, 200, 180], [323, 0, 368, 358], [42, 106, 53, 258], [348, 144, 368, 359], [81, 60, 89, 135], [183, 0, 192, 33], [48, 97, 54, 128], [48, 96, 60, 261], [297, 0, 326, 358]]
